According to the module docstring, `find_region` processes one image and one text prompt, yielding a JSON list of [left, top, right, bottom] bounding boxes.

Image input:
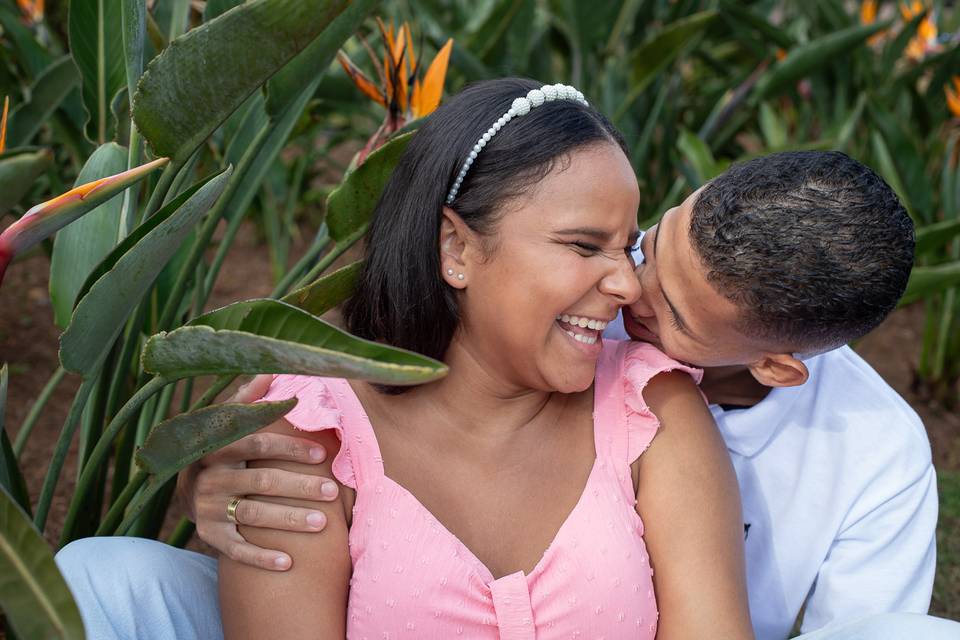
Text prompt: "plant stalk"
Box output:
[[13, 366, 66, 458]]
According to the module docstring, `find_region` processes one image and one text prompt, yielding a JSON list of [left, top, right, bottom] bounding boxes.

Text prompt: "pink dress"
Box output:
[[261, 340, 701, 639]]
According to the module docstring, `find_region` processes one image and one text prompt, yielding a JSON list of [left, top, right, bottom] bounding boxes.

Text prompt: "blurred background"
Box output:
[[0, 0, 958, 622]]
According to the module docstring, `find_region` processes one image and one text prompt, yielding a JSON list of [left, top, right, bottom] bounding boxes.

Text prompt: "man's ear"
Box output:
[[439, 207, 472, 288], [747, 353, 809, 388]]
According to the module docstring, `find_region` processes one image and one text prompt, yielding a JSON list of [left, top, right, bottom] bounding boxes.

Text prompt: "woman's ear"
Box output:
[[439, 207, 471, 289]]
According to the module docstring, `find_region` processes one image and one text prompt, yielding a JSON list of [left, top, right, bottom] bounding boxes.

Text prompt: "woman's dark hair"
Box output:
[[343, 77, 627, 385]]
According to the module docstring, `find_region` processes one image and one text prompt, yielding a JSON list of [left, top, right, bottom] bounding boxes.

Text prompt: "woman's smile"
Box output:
[[554, 313, 609, 354]]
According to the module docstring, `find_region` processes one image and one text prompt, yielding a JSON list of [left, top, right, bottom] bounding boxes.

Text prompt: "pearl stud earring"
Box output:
[[446, 268, 454, 275], [457, 273, 465, 280]]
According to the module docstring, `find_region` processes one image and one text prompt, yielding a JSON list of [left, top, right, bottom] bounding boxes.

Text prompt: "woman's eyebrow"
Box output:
[[556, 227, 640, 246]]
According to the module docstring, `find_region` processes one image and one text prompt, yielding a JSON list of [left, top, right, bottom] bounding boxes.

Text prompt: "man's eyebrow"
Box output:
[[653, 220, 692, 334]]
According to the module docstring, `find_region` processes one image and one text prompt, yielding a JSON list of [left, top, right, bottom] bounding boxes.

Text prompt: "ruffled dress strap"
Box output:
[[594, 340, 703, 493], [259, 375, 384, 490]]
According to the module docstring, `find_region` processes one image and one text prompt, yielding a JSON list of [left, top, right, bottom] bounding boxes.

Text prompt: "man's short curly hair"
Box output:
[[689, 151, 914, 353]]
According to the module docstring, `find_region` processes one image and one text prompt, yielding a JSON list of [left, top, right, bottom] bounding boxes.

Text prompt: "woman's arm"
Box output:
[[634, 371, 753, 639], [219, 418, 352, 640]]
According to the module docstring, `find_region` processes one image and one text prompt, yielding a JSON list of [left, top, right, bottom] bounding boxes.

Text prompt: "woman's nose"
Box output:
[[601, 255, 642, 305]]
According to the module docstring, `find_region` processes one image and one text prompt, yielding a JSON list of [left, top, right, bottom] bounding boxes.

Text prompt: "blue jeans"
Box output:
[[56, 537, 959, 640]]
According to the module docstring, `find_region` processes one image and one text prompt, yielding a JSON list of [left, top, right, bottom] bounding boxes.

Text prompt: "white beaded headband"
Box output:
[[445, 83, 589, 205]]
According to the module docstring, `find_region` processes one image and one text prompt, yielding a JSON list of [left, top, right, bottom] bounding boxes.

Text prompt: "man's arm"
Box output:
[[801, 461, 938, 632], [177, 375, 341, 570]]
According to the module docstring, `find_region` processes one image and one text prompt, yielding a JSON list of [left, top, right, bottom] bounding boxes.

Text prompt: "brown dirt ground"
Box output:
[[1, 223, 958, 615]]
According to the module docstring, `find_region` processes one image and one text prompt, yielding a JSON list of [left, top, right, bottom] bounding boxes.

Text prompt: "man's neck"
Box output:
[[699, 365, 772, 407]]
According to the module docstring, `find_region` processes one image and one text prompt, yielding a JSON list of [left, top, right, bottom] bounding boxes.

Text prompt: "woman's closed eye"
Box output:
[[571, 241, 602, 256]]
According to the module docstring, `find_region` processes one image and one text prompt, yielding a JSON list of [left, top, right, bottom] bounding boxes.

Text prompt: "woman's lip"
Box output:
[[555, 320, 602, 354]]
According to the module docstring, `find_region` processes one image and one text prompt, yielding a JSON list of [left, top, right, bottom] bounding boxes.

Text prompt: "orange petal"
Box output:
[[412, 39, 453, 118], [394, 25, 409, 112], [860, 0, 877, 25], [952, 75, 960, 94], [405, 25, 417, 79], [337, 51, 386, 107], [946, 83, 960, 118], [0, 96, 9, 154]]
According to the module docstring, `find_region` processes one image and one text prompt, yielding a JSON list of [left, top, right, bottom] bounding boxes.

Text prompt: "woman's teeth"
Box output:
[[557, 314, 608, 330], [566, 331, 597, 344]]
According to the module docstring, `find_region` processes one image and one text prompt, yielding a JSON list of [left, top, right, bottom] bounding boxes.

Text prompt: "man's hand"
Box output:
[[176, 374, 340, 571]]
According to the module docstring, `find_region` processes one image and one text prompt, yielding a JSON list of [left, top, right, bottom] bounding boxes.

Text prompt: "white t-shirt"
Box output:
[[605, 320, 937, 639]]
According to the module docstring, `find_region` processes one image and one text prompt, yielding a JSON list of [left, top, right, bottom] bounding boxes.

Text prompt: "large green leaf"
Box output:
[[142, 299, 448, 385], [326, 133, 413, 242], [615, 11, 717, 120], [0, 148, 53, 215], [717, 0, 793, 49], [0, 484, 86, 640], [133, 0, 351, 162], [121, 0, 148, 102], [0, 365, 30, 514], [0, 4, 54, 79], [870, 131, 916, 224], [137, 399, 297, 481], [6, 57, 82, 148], [59, 169, 232, 375], [49, 143, 128, 328], [70, 0, 126, 144], [752, 21, 888, 100], [264, 0, 378, 118], [281, 260, 362, 316], [901, 262, 960, 306], [71, 174, 215, 309], [916, 220, 960, 257]]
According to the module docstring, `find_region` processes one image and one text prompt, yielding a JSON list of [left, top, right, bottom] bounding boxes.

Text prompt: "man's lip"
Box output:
[[624, 314, 659, 342]]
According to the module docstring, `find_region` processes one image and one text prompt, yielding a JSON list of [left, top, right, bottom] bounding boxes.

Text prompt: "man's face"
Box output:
[[624, 188, 772, 368]]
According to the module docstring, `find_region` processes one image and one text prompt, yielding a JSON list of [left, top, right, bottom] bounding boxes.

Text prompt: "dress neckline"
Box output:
[[335, 361, 612, 585]]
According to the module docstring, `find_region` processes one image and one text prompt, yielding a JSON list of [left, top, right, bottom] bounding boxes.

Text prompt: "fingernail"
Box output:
[[321, 482, 338, 498], [306, 512, 326, 528], [273, 555, 291, 569], [309, 447, 325, 462]]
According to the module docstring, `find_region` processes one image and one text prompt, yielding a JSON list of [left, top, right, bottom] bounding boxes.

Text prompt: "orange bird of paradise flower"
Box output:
[[899, 1, 939, 61], [15, 0, 43, 23], [338, 19, 453, 163], [946, 76, 960, 119]]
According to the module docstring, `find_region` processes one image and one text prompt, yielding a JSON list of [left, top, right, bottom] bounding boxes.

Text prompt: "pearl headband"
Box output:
[[445, 83, 589, 205]]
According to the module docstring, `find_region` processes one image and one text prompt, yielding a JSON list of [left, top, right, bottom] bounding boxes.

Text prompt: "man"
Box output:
[[56, 151, 952, 638]]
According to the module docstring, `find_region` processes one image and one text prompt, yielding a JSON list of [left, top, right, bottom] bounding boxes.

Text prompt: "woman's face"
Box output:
[[449, 142, 642, 393]]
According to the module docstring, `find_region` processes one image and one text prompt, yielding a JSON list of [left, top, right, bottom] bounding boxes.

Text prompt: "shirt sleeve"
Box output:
[[800, 460, 938, 632]]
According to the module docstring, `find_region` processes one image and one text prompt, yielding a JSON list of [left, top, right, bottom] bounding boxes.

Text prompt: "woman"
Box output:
[[217, 78, 751, 639]]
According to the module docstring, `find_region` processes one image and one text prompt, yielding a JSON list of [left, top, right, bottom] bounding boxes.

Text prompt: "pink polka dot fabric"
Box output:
[[261, 340, 701, 639]]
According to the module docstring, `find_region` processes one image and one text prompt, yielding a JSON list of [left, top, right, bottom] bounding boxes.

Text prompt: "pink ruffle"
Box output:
[[260, 375, 357, 489], [621, 342, 703, 463]]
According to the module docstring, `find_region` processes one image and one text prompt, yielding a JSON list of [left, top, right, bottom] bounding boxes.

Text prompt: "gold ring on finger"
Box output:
[[226, 496, 242, 525]]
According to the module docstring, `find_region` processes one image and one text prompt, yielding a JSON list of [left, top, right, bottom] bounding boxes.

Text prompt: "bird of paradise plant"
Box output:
[[338, 19, 452, 163], [0, 96, 9, 153], [900, 1, 939, 60], [947, 76, 960, 119], [0, 157, 168, 286], [15, 0, 43, 23]]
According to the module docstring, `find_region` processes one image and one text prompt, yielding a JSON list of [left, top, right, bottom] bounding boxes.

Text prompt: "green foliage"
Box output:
[[69, 0, 126, 144], [0, 485, 85, 640], [49, 143, 128, 327]]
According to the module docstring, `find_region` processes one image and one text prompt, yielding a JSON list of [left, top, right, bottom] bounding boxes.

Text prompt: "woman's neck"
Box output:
[[404, 337, 560, 440]]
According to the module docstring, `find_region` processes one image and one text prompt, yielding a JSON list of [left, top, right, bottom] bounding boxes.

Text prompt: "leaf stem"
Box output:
[[13, 366, 66, 458], [95, 469, 148, 536], [33, 375, 96, 533], [59, 376, 167, 545]]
